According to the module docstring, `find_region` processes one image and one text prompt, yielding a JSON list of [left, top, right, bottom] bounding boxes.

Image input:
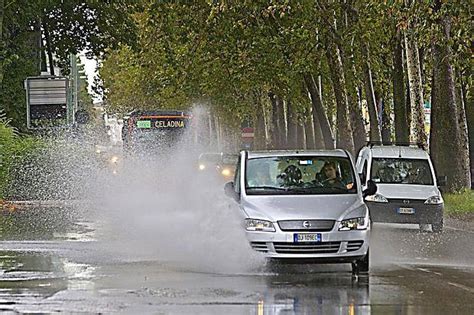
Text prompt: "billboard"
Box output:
[[25, 76, 70, 129]]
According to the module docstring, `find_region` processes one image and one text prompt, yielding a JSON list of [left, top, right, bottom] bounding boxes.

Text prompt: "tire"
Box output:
[[352, 250, 369, 275], [432, 219, 443, 233]]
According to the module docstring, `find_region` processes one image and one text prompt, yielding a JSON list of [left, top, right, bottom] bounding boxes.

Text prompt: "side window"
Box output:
[[234, 156, 241, 194], [361, 160, 368, 184]]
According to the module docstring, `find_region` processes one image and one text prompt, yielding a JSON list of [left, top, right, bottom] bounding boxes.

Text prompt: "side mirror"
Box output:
[[224, 181, 239, 201], [437, 176, 447, 187], [362, 179, 377, 198]]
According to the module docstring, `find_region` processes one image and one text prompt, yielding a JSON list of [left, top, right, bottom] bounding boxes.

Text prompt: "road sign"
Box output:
[[241, 127, 255, 139], [25, 76, 70, 129]]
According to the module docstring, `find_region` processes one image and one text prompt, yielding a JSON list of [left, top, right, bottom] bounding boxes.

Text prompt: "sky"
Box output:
[[79, 53, 102, 104]]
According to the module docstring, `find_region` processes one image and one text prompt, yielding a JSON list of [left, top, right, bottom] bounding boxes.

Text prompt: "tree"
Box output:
[[429, 0, 471, 191]]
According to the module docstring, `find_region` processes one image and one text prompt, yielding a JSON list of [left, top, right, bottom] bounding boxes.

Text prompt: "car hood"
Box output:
[[241, 194, 364, 222], [374, 183, 439, 199]]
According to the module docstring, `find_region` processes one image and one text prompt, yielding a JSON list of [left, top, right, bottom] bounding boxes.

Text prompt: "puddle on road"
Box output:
[[0, 206, 95, 242], [0, 251, 95, 308]]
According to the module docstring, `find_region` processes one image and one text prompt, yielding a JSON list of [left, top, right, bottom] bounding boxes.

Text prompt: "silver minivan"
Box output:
[[225, 150, 377, 274]]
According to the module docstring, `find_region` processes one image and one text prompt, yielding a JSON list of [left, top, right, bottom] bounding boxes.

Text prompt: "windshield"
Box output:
[[222, 154, 238, 165], [129, 129, 185, 151], [245, 156, 357, 195], [199, 153, 222, 164], [370, 158, 434, 185]]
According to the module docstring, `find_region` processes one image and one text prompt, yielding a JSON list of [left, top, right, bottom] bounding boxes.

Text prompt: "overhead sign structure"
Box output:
[[25, 76, 70, 129]]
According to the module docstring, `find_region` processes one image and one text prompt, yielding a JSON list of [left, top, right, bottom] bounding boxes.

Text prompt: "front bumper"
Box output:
[[367, 201, 443, 224], [246, 227, 369, 262]]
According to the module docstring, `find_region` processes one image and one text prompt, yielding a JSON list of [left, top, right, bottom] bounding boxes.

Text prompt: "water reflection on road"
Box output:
[[0, 206, 473, 314]]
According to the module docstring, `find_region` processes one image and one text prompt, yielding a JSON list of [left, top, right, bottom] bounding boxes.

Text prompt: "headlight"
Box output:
[[221, 168, 231, 176], [338, 217, 368, 231], [110, 156, 119, 164], [245, 219, 275, 232], [425, 195, 443, 204], [365, 193, 388, 203], [199, 164, 205, 170]]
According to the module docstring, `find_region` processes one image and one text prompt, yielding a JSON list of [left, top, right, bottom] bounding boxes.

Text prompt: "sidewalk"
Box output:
[[446, 214, 474, 232]]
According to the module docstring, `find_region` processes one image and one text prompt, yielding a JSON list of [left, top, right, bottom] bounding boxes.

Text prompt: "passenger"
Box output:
[[277, 165, 303, 186]]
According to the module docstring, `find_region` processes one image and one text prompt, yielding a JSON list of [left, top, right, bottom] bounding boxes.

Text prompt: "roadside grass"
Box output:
[[443, 190, 474, 217]]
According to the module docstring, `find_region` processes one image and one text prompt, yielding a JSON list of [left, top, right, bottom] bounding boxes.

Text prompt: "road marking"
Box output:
[[448, 282, 474, 294]]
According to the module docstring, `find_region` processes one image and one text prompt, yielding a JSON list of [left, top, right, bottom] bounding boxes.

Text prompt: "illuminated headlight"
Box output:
[[365, 193, 388, 203], [338, 217, 368, 231], [425, 195, 443, 204], [95, 149, 101, 154], [110, 156, 119, 164], [221, 168, 231, 176], [199, 164, 206, 170], [245, 219, 275, 232]]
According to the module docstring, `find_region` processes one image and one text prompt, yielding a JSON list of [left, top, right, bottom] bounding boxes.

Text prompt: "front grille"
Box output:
[[278, 220, 335, 232], [347, 240, 364, 252], [387, 198, 425, 205], [273, 241, 340, 254], [250, 242, 268, 252]]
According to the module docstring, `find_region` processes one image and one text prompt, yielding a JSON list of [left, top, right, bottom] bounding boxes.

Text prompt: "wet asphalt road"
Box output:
[[0, 206, 473, 314]]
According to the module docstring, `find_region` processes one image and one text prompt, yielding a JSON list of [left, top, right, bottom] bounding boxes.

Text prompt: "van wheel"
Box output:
[[432, 219, 443, 233], [352, 250, 369, 275]]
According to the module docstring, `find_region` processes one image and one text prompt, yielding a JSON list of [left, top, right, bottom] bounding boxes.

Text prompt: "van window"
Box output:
[[370, 158, 433, 185]]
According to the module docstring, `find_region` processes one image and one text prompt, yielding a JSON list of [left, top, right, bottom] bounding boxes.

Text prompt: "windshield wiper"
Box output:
[[246, 186, 288, 191]]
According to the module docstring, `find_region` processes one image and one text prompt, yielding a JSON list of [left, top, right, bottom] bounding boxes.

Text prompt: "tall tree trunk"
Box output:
[[0, 0, 4, 91], [380, 98, 392, 142], [286, 99, 298, 149], [42, 18, 55, 76], [430, 6, 470, 191], [404, 31, 427, 148], [269, 92, 280, 148], [326, 42, 355, 155], [340, 1, 367, 153], [460, 72, 474, 183], [296, 119, 305, 149], [254, 96, 266, 150], [341, 48, 366, 152], [392, 28, 409, 143], [362, 44, 381, 143], [304, 115, 315, 149], [209, 113, 217, 150], [456, 81, 471, 189], [303, 73, 334, 149]]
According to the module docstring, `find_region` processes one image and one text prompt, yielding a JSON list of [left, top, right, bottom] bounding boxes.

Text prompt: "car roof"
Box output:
[[246, 149, 349, 159], [367, 145, 429, 159]]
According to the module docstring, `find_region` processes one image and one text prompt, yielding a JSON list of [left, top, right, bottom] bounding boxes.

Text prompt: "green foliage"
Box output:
[[444, 190, 474, 216], [0, 118, 42, 199], [0, 0, 140, 129]]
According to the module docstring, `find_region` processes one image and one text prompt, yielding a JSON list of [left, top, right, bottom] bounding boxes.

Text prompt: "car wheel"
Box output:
[[352, 250, 369, 275], [432, 219, 443, 233]]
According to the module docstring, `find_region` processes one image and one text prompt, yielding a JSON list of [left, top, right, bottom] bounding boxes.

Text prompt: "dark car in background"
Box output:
[[198, 152, 238, 181]]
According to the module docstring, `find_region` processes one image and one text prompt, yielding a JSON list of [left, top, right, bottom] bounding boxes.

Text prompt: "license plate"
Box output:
[[294, 233, 321, 243], [398, 207, 415, 214]]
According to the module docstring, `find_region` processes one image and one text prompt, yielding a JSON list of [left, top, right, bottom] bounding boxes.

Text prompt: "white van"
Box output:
[[356, 144, 445, 232]]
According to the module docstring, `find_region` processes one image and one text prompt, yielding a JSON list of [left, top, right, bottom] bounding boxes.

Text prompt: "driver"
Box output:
[[316, 161, 345, 189]]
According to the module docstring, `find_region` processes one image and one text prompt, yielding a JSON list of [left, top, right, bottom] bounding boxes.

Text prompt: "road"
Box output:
[[0, 201, 473, 314]]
